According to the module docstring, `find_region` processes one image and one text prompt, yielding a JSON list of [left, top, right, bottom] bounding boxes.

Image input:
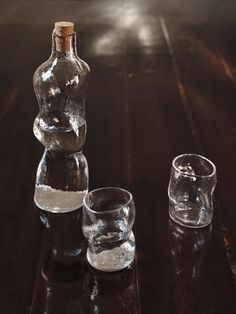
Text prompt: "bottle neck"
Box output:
[[51, 31, 78, 58]]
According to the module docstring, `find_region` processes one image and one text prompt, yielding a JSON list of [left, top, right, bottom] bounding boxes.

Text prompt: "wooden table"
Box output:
[[1, 0, 236, 313]]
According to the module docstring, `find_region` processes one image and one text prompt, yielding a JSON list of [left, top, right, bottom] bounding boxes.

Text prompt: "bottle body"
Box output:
[[33, 111, 87, 153]]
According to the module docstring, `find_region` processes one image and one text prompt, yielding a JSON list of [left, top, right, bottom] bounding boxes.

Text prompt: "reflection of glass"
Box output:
[[168, 154, 217, 228], [82, 187, 136, 272], [169, 219, 212, 277], [169, 219, 212, 312], [82, 265, 139, 314]]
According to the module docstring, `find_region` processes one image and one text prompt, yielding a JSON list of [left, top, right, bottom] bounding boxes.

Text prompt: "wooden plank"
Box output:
[[0, 4, 47, 313], [164, 15, 236, 267], [121, 2, 236, 312]]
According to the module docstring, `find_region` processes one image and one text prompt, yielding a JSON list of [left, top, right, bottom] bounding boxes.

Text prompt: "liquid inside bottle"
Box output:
[[34, 184, 87, 213], [33, 111, 86, 152], [34, 151, 89, 213]]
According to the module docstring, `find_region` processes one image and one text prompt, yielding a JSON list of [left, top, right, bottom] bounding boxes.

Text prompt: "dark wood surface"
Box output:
[[1, 0, 236, 313]]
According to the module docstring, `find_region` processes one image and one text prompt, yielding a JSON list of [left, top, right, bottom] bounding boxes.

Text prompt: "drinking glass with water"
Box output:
[[168, 154, 217, 228], [82, 187, 136, 272]]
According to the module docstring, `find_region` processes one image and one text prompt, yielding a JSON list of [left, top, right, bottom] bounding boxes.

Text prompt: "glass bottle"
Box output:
[[33, 22, 90, 213]]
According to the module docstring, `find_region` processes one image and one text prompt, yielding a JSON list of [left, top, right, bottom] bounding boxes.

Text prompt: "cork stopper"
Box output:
[[54, 21, 74, 37], [54, 21, 75, 53]]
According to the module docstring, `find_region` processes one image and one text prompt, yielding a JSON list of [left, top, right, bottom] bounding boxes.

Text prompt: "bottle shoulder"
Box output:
[[33, 58, 52, 80], [33, 56, 90, 88], [76, 57, 90, 74], [34, 55, 90, 73]]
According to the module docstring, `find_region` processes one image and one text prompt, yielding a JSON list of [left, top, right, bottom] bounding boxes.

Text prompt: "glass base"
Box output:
[[169, 211, 212, 229], [86, 235, 135, 272], [168, 198, 212, 228]]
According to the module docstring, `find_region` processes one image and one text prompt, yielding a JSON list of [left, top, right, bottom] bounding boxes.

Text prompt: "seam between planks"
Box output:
[[159, 16, 203, 155]]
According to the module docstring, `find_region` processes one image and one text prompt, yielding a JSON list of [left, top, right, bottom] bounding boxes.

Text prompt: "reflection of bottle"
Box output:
[[31, 209, 87, 314], [33, 22, 90, 212], [39, 208, 87, 266]]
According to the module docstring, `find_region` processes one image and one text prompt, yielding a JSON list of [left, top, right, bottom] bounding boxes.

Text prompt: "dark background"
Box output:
[[1, 0, 236, 313]]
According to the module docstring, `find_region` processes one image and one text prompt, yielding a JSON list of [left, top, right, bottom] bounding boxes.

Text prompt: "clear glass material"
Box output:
[[168, 154, 217, 228], [82, 187, 136, 272], [33, 32, 90, 153], [34, 151, 88, 213], [33, 27, 90, 212]]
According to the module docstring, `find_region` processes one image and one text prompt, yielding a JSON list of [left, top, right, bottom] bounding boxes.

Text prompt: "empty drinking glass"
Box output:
[[82, 187, 136, 272], [168, 154, 217, 228]]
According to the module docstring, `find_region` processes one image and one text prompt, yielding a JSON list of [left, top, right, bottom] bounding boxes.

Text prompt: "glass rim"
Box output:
[[172, 153, 216, 178], [83, 186, 133, 214]]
